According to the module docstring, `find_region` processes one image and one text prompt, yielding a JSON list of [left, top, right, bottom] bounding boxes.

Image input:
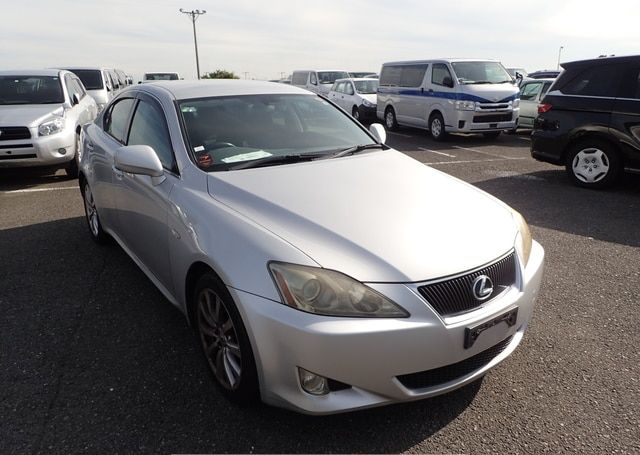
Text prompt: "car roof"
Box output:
[[61, 67, 109, 71], [521, 77, 556, 83], [383, 58, 500, 66], [0, 69, 65, 77], [561, 54, 640, 70], [333, 78, 378, 83], [135, 80, 314, 100]]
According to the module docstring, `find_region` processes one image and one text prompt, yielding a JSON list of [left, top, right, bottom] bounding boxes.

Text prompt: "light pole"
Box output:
[[557, 46, 564, 70], [179, 8, 206, 79]]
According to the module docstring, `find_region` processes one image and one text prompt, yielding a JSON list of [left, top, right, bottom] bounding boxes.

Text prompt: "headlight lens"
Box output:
[[361, 99, 375, 108], [513, 210, 532, 266], [269, 262, 409, 318], [512, 98, 520, 108], [455, 100, 476, 111], [38, 117, 65, 136]]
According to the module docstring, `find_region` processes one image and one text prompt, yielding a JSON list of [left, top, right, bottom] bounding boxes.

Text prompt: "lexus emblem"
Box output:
[[472, 275, 494, 301]]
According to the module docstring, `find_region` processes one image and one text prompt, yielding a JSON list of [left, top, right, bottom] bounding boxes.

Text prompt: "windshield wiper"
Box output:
[[229, 153, 323, 170], [324, 143, 386, 159]]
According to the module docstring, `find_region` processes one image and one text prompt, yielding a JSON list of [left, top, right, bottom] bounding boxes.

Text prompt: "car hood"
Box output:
[[461, 83, 519, 103], [361, 93, 377, 104], [207, 150, 517, 283], [0, 104, 64, 127]]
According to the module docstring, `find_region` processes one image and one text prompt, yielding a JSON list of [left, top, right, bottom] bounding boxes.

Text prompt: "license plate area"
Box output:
[[464, 307, 518, 349]]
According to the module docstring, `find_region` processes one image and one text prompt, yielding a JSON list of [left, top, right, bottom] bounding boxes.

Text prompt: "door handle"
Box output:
[[112, 165, 124, 180]]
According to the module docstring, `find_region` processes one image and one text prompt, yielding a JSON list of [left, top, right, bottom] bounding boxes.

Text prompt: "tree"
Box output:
[[202, 69, 239, 79]]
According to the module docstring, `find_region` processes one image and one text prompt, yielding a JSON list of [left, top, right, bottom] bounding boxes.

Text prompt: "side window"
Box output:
[[310, 72, 317, 85], [400, 65, 428, 87], [104, 98, 135, 143], [432, 64, 453, 87], [561, 64, 623, 97], [291, 72, 307, 85], [618, 67, 640, 100], [345, 82, 354, 95], [520, 82, 543, 101], [127, 99, 176, 171], [335, 82, 345, 93], [379, 66, 402, 86]]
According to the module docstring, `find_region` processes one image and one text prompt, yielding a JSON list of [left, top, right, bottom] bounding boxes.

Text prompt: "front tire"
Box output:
[[81, 181, 109, 244], [193, 272, 259, 404], [384, 107, 398, 131], [565, 139, 621, 189], [352, 106, 360, 121], [429, 113, 446, 141]]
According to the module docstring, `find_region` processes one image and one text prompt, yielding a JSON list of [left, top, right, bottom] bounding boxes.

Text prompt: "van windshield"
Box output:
[[452, 62, 512, 84], [318, 72, 349, 84], [145, 73, 179, 80], [0, 76, 64, 105]]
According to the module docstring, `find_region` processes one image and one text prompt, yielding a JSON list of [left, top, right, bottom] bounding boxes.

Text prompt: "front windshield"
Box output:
[[145, 73, 179, 80], [451, 62, 512, 84], [354, 80, 379, 94], [179, 94, 376, 171], [67, 70, 103, 90], [0, 75, 64, 105], [317, 71, 349, 84]]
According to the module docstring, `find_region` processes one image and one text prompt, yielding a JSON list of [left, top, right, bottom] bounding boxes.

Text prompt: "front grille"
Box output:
[[473, 113, 512, 123], [397, 335, 514, 390], [0, 127, 31, 141], [0, 153, 36, 160], [418, 252, 516, 316]]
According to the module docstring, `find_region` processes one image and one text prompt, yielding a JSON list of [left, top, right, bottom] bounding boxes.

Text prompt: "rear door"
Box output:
[[398, 64, 428, 127], [612, 64, 640, 168]]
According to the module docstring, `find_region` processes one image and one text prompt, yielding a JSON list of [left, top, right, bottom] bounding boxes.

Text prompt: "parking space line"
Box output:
[[387, 131, 414, 138], [417, 147, 456, 158], [423, 157, 527, 166], [452, 146, 514, 159], [1, 186, 78, 194], [517, 136, 531, 141]]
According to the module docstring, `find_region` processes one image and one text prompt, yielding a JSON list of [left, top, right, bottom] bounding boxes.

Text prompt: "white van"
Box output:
[[377, 59, 520, 140], [291, 70, 349, 95]]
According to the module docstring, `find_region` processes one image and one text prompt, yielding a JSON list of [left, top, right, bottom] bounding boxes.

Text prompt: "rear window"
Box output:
[[67, 69, 103, 90], [291, 72, 308, 85], [560, 64, 624, 97]]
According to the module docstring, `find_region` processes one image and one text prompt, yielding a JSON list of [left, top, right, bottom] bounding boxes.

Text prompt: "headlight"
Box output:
[[361, 99, 375, 108], [38, 117, 65, 136], [512, 98, 520, 108], [512, 210, 532, 267], [455, 100, 476, 111], [269, 262, 409, 318]]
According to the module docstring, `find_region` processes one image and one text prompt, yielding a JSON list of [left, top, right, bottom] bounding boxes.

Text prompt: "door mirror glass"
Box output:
[[114, 145, 164, 177], [369, 123, 387, 144]]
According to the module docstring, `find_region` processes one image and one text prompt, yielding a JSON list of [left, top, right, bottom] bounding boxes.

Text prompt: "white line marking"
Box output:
[[2, 186, 77, 194], [517, 136, 531, 141], [387, 131, 413, 138], [417, 147, 456, 158], [423, 157, 527, 166], [452, 145, 514, 159]]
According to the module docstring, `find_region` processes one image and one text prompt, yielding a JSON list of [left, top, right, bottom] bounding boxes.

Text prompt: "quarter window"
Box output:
[[562, 64, 623, 97], [618, 67, 640, 100], [432, 64, 453, 87], [104, 98, 135, 143], [127, 100, 175, 171]]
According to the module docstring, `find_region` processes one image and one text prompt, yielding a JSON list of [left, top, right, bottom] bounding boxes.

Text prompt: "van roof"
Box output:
[[382, 59, 500, 66], [292, 70, 349, 73]]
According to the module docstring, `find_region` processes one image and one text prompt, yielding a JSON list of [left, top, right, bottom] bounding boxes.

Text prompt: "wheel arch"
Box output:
[[564, 131, 623, 165], [185, 260, 220, 326]]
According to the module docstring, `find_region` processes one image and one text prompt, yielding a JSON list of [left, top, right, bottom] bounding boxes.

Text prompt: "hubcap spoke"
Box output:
[[573, 148, 609, 183]]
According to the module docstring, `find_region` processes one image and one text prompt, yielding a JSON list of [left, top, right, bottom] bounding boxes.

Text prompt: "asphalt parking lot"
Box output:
[[1, 129, 639, 454]]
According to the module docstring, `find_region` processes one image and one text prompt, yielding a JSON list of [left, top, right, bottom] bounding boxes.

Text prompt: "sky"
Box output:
[[2, 0, 639, 81]]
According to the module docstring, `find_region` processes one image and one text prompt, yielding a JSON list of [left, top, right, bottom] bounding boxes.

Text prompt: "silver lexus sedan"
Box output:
[[79, 80, 544, 415]]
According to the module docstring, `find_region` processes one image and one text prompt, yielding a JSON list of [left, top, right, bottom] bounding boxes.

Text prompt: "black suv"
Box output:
[[531, 55, 640, 188]]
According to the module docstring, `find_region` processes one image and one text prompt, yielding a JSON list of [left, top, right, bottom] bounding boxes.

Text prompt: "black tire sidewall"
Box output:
[[385, 107, 398, 131], [192, 272, 259, 404], [429, 113, 446, 141], [352, 106, 359, 119], [565, 140, 621, 189]]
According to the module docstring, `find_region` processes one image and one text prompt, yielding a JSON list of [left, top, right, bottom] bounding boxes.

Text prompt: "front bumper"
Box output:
[[0, 126, 75, 168], [357, 105, 377, 121], [448, 108, 519, 133], [230, 241, 544, 414]]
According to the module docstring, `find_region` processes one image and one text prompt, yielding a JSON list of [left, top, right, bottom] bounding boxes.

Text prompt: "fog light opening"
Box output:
[[298, 368, 329, 395], [58, 148, 67, 155]]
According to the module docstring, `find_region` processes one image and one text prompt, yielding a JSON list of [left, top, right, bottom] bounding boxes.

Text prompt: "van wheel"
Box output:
[[384, 107, 398, 131], [429, 113, 446, 141], [565, 139, 622, 189], [352, 106, 360, 120], [483, 131, 501, 139]]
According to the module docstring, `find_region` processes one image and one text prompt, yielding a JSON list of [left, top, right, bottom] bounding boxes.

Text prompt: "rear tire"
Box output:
[[384, 107, 398, 131], [565, 139, 621, 189], [429, 113, 446, 141], [193, 272, 259, 405]]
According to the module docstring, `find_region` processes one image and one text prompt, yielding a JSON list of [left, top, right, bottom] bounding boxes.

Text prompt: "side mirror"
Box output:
[[442, 76, 454, 88], [369, 123, 387, 144], [72, 93, 81, 106], [114, 145, 164, 178]]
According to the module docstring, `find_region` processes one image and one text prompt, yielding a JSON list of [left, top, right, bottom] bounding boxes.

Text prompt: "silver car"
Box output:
[[79, 80, 544, 414], [0, 69, 97, 177], [63, 67, 116, 112], [518, 78, 555, 129]]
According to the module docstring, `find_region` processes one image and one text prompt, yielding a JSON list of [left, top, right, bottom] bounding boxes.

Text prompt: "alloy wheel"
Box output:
[[83, 184, 99, 237], [431, 117, 442, 138]]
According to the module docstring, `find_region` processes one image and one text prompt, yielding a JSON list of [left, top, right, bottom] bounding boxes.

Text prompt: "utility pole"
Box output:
[[179, 8, 206, 79], [557, 45, 564, 70], [243, 72, 249, 80]]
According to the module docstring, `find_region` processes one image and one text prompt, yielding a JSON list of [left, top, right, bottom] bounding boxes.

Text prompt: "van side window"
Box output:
[[379, 66, 402, 87], [400, 65, 428, 87], [292, 72, 308, 85], [432, 64, 453, 87], [561, 65, 623, 97], [310, 72, 317, 85], [618, 67, 640, 100]]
